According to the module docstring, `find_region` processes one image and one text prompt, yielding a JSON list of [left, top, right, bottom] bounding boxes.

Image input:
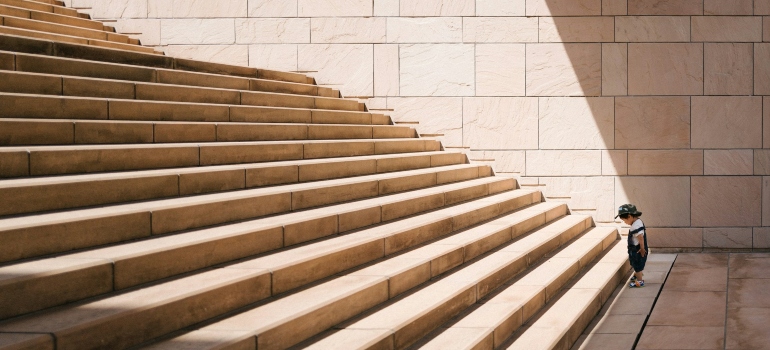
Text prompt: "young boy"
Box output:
[[616, 204, 647, 288]]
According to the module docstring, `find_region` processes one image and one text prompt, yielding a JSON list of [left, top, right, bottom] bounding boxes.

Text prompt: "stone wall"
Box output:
[[68, 0, 770, 250]]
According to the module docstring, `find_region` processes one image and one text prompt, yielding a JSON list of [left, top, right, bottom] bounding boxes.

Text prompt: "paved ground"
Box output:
[[575, 252, 770, 350]]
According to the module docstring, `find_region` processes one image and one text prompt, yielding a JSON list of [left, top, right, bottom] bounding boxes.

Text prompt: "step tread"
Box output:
[[0, 4, 104, 30], [1, 15, 130, 43], [0, 0, 79, 17], [0, 24, 157, 54]]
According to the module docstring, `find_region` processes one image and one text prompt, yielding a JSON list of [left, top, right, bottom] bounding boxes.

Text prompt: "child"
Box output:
[[616, 204, 647, 288]]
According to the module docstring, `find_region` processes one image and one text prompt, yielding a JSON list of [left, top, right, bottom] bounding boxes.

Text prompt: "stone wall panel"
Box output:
[[374, 44, 399, 97], [538, 97, 614, 149], [463, 97, 538, 149], [602, 43, 627, 95], [628, 150, 703, 176], [704, 150, 753, 176], [387, 18, 462, 43], [615, 16, 690, 42], [114, 19, 161, 46], [164, 45, 248, 66], [90, 0, 147, 18], [691, 96, 762, 149], [526, 0, 601, 16], [602, 0, 626, 15], [248, 44, 297, 72], [703, 228, 753, 249], [704, 43, 753, 96], [374, 0, 398, 16], [615, 176, 691, 227], [525, 150, 602, 176], [704, 0, 753, 15], [538, 17, 614, 42], [247, 0, 297, 17], [526, 43, 601, 96], [475, 44, 525, 96], [298, 0, 372, 16], [311, 18, 386, 43], [615, 97, 690, 149], [628, 43, 703, 95], [160, 19, 235, 45], [298, 44, 373, 97], [628, 0, 703, 15], [399, 0, 474, 16], [602, 150, 627, 176], [539, 176, 615, 221], [148, 0, 247, 18], [756, 44, 770, 95], [692, 176, 761, 227], [235, 19, 310, 44], [463, 17, 538, 43], [399, 44, 474, 96], [387, 97, 463, 146], [691, 16, 763, 42], [477, 0, 525, 16]]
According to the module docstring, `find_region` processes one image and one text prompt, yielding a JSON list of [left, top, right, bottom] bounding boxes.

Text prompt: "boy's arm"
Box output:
[[637, 233, 646, 257]]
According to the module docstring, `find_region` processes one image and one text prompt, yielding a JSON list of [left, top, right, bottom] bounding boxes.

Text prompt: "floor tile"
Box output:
[[729, 253, 770, 279], [637, 326, 724, 349], [573, 333, 636, 350], [726, 307, 770, 349], [647, 291, 726, 327], [727, 278, 770, 308]]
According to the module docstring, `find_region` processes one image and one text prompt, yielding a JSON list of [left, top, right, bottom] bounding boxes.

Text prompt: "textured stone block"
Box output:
[[538, 97, 614, 149], [760, 0, 770, 14], [160, 19, 235, 45], [298, 44, 373, 97], [602, 43, 627, 95], [692, 16, 762, 42], [615, 16, 689, 42], [754, 150, 770, 175], [602, 0, 626, 15], [374, 0, 398, 16], [615, 97, 690, 149], [755, 227, 770, 248], [704, 0, 752, 15], [628, 0, 702, 15], [248, 44, 297, 72], [703, 228, 752, 249], [91, 0, 147, 18], [374, 44, 399, 96], [311, 18, 386, 44], [477, 0, 525, 16], [387, 97, 462, 146], [298, 0, 372, 16], [766, 17, 770, 42], [463, 17, 538, 43], [765, 177, 770, 226], [248, 0, 297, 16], [627, 150, 703, 176], [471, 150, 525, 174], [148, 0, 247, 17], [164, 45, 248, 66], [602, 150, 627, 176], [114, 19, 161, 46], [387, 18, 462, 43], [400, 44, 474, 96], [463, 97, 538, 149], [756, 44, 770, 95], [766, 98, 770, 148], [399, 0, 474, 16], [647, 228, 702, 248], [526, 43, 601, 96], [526, 0, 601, 16], [691, 96, 762, 149], [525, 150, 601, 176], [692, 176, 761, 227], [539, 176, 614, 221], [704, 150, 753, 175], [475, 44, 525, 96], [235, 19, 310, 44], [628, 43, 703, 95], [539, 17, 613, 43], [704, 43, 753, 96], [616, 176, 691, 227]]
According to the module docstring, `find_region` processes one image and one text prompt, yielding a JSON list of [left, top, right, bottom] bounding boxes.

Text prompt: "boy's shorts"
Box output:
[[628, 246, 647, 272]]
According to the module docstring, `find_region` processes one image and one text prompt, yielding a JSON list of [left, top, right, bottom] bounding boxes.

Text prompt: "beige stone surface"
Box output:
[[387, 18, 462, 43], [615, 176, 690, 227], [374, 44, 399, 97], [602, 150, 627, 176], [387, 97, 462, 147], [160, 19, 235, 45], [399, 0, 474, 16], [538, 97, 614, 149], [703, 150, 752, 176], [691, 96, 762, 149], [647, 228, 702, 248], [463, 97, 538, 149], [704, 0, 753, 15], [602, 0, 626, 15], [248, 0, 297, 16], [310, 18, 385, 44], [637, 326, 724, 350], [754, 227, 770, 248], [602, 43, 627, 95], [628, 43, 703, 95], [235, 19, 310, 44], [298, 44, 373, 97], [526, 43, 601, 96], [704, 43, 753, 96], [374, 0, 398, 16], [756, 44, 770, 95], [764, 177, 770, 226], [463, 17, 538, 43], [90, 0, 147, 18], [703, 228, 753, 249], [538, 17, 614, 42], [298, 0, 372, 16], [692, 176, 761, 227], [248, 44, 297, 72], [615, 16, 690, 42], [539, 176, 614, 221], [526, 151, 601, 176], [477, 0, 525, 16], [471, 150, 525, 174], [400, 44, 474, 96], [766, 17, 770, 42], [114, 19, 161, 46], [692, 16, 762, 42], [148, 0, 247, 17], [628, 0, 702, 15], [628, 150, 703, 176], [526, 0, 601, 16], [759, 0, 770, 14], [475, 44, 525, 96], [615, 97, 690, 149], [766, 99, 770, 148], [164, 45, 248, 66]]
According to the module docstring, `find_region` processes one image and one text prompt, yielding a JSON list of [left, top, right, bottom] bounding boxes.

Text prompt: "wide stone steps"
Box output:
[[0, 61, 338, 97], [0, 176, 518, 320], [0, 188, 539, 350], [505, 243, 629, 350], [0, 163, 488, 262], [0, 4, 104, 30], [0, 93, 386, 125], [420, 226, 618, 350], [0, 25, 153, 53], [0, 15, 127, 42], [0, 0, 80, 18], [0, 150, 452, 216], [146, 201, 568, 350]]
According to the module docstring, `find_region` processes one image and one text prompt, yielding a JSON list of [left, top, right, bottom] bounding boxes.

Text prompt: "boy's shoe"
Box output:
[[630, 276, 637, 282], [629, 280, 645, 288]]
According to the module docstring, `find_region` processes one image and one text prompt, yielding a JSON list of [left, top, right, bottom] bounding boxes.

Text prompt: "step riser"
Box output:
[[0, 178, 515, 321], [0, 5, 104, 30], [0, 165, 489, 264], [0, 94, 390, 125], [0, 25, 157, 54], [0, 0, 79, 17], [0, 16, 129, 43], [0, 119, 415, 146]]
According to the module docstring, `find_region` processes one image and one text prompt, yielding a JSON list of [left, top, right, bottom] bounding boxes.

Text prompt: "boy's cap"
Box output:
[[615, 204, 642, 218]]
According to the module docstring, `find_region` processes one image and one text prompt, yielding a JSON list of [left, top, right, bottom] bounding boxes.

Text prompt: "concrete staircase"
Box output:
[[0, 1, 630, 349]]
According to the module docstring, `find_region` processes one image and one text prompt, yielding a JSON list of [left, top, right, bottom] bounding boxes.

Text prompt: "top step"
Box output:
[[0, 0, 79, 18]]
